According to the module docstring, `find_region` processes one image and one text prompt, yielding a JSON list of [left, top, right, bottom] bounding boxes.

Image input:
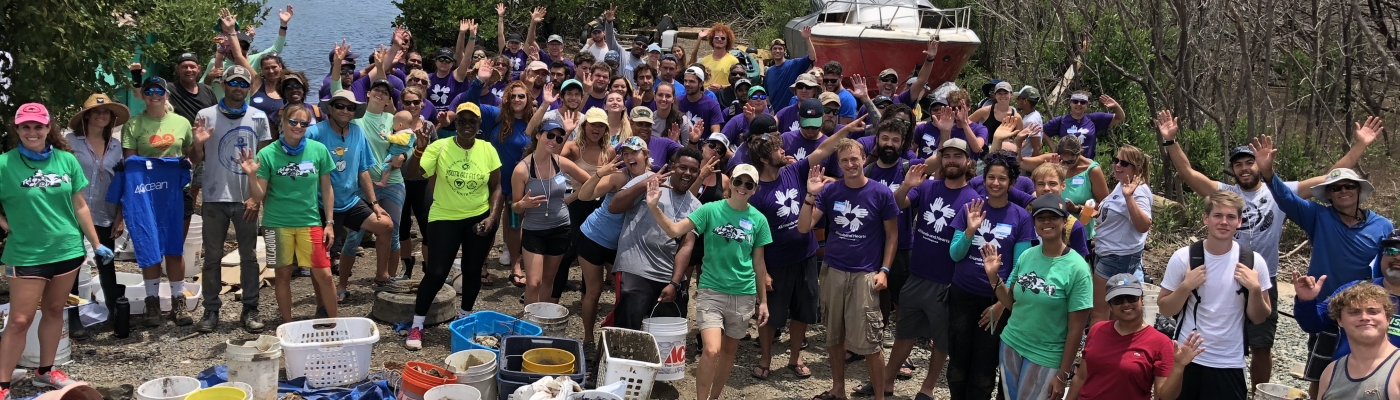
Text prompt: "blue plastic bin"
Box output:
[[498, 336, 587, 384], [449, 311, 543, 354]]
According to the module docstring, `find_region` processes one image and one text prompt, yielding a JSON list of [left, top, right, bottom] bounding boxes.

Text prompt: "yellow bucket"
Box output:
[[185, 387, 247, 400], [521, 348, 575, 374]]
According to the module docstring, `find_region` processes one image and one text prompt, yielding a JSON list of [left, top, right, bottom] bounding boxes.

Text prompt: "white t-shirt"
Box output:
[[1161, 242, 1271, 369], [584, 43, 609, 65], [1094, 182, 1153, 255], [1020, 110, 1044, 158], [1219, 181, 1298, 277], [194, 106, 272, 203]]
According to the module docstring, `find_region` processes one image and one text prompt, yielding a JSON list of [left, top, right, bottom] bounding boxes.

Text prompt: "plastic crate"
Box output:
[[450, 311, 543, 354], [498, 336, 586, 384], [276, 317, 380, 388], [597, 328, 661, 400]]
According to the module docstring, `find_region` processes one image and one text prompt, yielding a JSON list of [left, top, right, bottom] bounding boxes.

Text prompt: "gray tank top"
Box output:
[[520, 154, 571, 231], [1324, 349, 1400, 400]]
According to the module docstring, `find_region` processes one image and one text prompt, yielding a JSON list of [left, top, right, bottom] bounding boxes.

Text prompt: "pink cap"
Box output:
[[14, 103, 50, 125]]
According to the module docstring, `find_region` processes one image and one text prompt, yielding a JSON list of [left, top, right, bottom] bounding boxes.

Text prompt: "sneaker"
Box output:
[[32, 368, 77, 389], [195, 309, 219, 333], [241, 308, 264, 333], [498, 251, 510, 265], [0, 387, 10, 400], [372, 278, 410, 293], [142, 296, 162, 327], [172, 295, 193, 326], [404, 327, 423, 350]]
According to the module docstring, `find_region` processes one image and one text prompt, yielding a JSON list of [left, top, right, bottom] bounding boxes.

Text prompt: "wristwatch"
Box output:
[[1160, 139, 1177, 147]]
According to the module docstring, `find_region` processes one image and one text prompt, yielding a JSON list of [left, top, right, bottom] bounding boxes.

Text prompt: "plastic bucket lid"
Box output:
[[524, 303, 568, 321], [1254, 383, 1301, 400]]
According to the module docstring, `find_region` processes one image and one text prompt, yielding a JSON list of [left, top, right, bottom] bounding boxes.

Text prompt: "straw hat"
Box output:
[[68, 94, 130, 132]]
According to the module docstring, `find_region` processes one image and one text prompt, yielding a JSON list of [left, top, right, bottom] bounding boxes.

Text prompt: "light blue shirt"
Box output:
[[306, 121, 375, 212]]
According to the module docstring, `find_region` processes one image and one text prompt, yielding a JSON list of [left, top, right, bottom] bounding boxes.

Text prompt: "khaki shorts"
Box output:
[[820, 266, 884, 355], [695, 288, 756, 339]]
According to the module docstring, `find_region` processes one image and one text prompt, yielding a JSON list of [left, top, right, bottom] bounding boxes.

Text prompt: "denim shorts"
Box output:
[[1093, 252, 1144, 280]]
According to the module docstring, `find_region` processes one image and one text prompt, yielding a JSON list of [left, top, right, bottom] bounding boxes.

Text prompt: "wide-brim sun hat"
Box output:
[[1311, 168, 1375, 204], [69, 94, 131, 132]]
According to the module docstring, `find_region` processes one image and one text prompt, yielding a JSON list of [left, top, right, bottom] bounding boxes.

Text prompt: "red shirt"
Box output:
[[1078, 321, 1174, 400]]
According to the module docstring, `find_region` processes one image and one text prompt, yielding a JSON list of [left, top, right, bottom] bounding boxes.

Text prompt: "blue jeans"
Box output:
[[1093, 252, 1144, 280], [344, 183, 405, 253]]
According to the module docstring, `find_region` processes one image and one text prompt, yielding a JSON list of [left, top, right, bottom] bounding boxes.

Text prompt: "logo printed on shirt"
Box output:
[[276, 162, 314, 179], [919, 133, 937, 157], [20, 169, 70, 190], [148, 131, 178, 151], [970, 219, 1001, 249], [1015, 271, 1057, 297], [794, 146, 808, 160], [774, 188, 800, 218], [922, 196, 956, 232], [133, 181, 169, 194], [332, 147, 348, 172], [788, 120, 800, 133], [217, 124, 261, 176], [430, 84, 452, 105], [683, 111, 704, 128], [712, 223, 751, 243], [1237, 194, 1274, 236], [834, 203, 869, 232]]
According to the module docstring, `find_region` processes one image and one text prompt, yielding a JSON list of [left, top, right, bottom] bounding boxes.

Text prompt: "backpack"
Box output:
[[1171, 241, 1254, 356]]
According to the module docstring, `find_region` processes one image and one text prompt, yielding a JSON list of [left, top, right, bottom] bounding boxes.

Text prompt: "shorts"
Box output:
[[1303, 329, 1339, 382], [6, 255, 83, 280], [184, 189, 196, 219], [344, 184, 405, 253], [1093, 251, 1143, 279], [765, 255, 820, 329], [1246, 275, 1279, 349], [888, 249, 911, 305], [999, 343, 1060, 400], [695, 288, 755, 339], [507, 208, 523, 230], [264, 227, 332, 268], [1178, 363, 1248, 400], [575, 232, 617, 266], [895, 276, 951, 353], [820, 266, 883, 355], [522, 225, 572, 256], [333, 200, 376, 233]]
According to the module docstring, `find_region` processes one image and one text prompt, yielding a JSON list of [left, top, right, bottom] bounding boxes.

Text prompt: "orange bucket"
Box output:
[[402, 361, 458, 400]]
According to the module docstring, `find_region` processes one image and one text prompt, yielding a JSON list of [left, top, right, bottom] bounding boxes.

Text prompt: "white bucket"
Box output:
[[213, 382, 254, 400], [183, 215, 204, 278], [92, 273, 201, 314], [445, 349, 497, 400], [524, 303, 569, 338], [0, 304, 73, 368], [422, 384, 480, 400], [226, 336, 282, 400], [136, 376, 202, 400], [641, 317, 687, 382], [568, 391, 623, 400], [1253, 382, 1304, 400]]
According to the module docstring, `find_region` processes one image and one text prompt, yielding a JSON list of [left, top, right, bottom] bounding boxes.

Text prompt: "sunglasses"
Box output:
[[750, 94, 768, 101], [706, 141, 725, 151], [225, 79, 251, 88], [1109, 295, 1140, 306], [879, 77, 898, 83], [330, 102, 356, 111], [1070, 99, 1089, 105], [1111, 157, 1135, 168], [713, 36, 728, 41], [544, 131, 565, 143], [403, 100, 423, 106], [409, 78, 428, 85], [510, 94, 528, 100], [731, 177, 756, 190], [436, 57, 453, 62], [340, 68, 355, 75], [144, 87, 167, 96], [473, 54, 486, 60], [1329, 182, 1361, 192], [287, 118, 312, 128], [730, 72, 744, 77], [795, 85, 816, 91], [1386, 247, 1400, 257], [283, 83, 306, 91], [823, 78, 840, 84], [823, 108, 840, 115], [1059, 155, 1079, 165]]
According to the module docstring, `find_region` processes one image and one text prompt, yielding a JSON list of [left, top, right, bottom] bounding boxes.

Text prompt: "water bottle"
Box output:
[[113, 297, 130, 339]]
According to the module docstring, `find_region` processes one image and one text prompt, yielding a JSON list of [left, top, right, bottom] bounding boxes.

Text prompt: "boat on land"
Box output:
[[785, 0, 980, 88]]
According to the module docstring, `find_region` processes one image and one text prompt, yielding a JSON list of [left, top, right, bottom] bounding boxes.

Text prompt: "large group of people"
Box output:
[[4, 4, 1400, 400]]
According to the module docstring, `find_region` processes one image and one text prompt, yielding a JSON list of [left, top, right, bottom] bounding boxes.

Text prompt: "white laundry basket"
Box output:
[[276, 318, 380, 388]]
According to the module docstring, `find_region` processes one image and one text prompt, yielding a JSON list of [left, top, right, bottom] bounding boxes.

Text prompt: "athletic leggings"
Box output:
[[89, 225, 119, 305], [399, 179, 431, 276], [417, 213, 492, 315], [551, 199, 602, 299]]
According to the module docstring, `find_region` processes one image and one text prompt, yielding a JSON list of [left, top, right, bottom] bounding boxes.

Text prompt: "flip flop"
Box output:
[[786, 363, 812, 379], [510, 272, 527, 288], [480, 272, 495, 286], [851, 381, 892, 397], [336, 290, 348, 304], [751, 365, 770, 380], [844, 351, 865, 364], [898, 360, 916, 380], [812, 390, 846, 400]]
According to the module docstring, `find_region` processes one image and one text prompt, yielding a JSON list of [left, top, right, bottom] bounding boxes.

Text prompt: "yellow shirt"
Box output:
[[421, 138, 501, 221], [699, 54, 741, 88]]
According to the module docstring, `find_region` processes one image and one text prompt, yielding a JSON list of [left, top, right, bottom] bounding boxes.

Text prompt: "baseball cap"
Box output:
[[1228, 145, 1255, 162], [141, 76, 168, 91], [732, 163, 760, 183], [1104, 274, 1144, 302], [1017, 86, 1041, 102], [940, 138, 970, 157], [629, 107, 655, 124], [879, 68, 898, 79], [1030, 193, 1071, 218], [506, 33, 523, 43], [818, 92, 841, 106], [873, 95, 894, 106], [704, 132, 731, 150], [748, 86, 767, 97], [541, 120, 563, 133], [456, 102, 481, 117], [771, 38, 786, 47], [435, 47, 455, 61], [223, 65, 253, 84], [589, 21, 603, 32], [14, 103, 50, 125], [526, 61, 549, 72], [236, 32, 252, 47], [370, 79, 394, 92], [634, 34, 651, 45], [561, 79, 584, 93], [798, 98, 824, 129], [584, 108, 610, 128], [734, 78, 752, 89], [791, 74, 819, 89], [546, 34, 564, 44], [685, 66, 706, 82], [994, 81, 1013, 93], [750, 114, 780, 136], [647, 44, 662, 53], [604, 50, 620, 63], [176, 52, 200, 65], [1383, 229, 1400, 245], [620, 136, 648, 152]]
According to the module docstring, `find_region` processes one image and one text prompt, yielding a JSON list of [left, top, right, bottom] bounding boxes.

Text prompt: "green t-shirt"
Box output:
[[421, 138, 501, 221], [689, 200, 772, 295], [122, 112, 193, 157], [355, 111, 405, 184], [256, 140, 335, 228], [1000, 245, 1094, 368], [0, 150, 90, 266]]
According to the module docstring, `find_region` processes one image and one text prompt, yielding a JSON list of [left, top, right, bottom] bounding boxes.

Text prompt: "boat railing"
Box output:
[[815, 0, 972, 33]]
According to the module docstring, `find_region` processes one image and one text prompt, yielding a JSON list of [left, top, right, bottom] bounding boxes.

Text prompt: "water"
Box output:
[[252, 0, 400, 96]]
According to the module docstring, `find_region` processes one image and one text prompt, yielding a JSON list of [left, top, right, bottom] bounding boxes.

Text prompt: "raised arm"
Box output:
[[1155, 332, 1206, 400], [495, 3, 507, 54], [908, 40, 939, 100], [645, 179, 698, 238], [797, 164, 828, 233], [526, 7, 545, 51], [1254, 134, 1321, 229], [1158, 110, 1219, 196], [894, 164, 928, 209], [1296, 116, 1386, 199], [808, 116, 866, 164], [602, 6, 623, 53], [610, 172, 667, 214], [801, 26, 817, 65], [1101, 95, 1126, 128], [455, 20, 479, 81]]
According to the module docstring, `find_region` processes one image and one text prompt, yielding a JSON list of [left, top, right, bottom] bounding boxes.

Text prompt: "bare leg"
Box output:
[[694, 328, 726, 400], [522, 250, 545, 304], [505, 226, 523, 282], [1250, 348, 1272, 391], [866, 352, 887, 400], [883, 339, 916, 392], [275, 266, 293, 322], [376, 236, 397, 281], [0, 278, 46, 383], [788, 321, 809, 368], [337, 254, 355, 294], [38, 271, 79, 368], [538, 254, 562, 304], [708, 335, 742, 399], [918, 348, 948, 397], [313, 268, 339, 318], [758, 325, 777, 371], [1090, 275, 1109, 324], [580, 259, 606, 345], [829, 343, 848, 395]]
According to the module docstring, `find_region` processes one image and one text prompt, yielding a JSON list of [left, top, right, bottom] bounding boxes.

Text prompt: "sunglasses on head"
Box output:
[[1386, 246, 1400, 257], [409, 78, 428, 85], [1109, 295, 1140, 306], [1111, 157, 1135, 168], [880, 77, 898, 83], [731, 177, 756, 190], [144, 87, 167, 96], [750, 93, 768, 101], [225, 79, 251, 88], [544, 131, 565, 143], [330, 102, 356, 111], [1329, 182, 1361, 192], [1070, 99, 1089, 105], [403, 99, 423, 106], [287, 118, 312, 128]]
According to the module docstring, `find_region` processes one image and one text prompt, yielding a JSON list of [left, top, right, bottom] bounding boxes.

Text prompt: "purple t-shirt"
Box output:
[[912, 122, 989, 160], [427, 72, 469, 113], [814, 180, 900, 273], [950, 201, 1036, 296], [781, 130, 825, 161], [775, 104, 801, 134], [502, 48, 528, 80], [906, 180, 981, 283], [478, 81, 507, 108], [678, 94, 725, 132], [726, 144, 749, 174], [539, 50, 575, 76], [969, 175, 1036, 199], [344, 75, 405, 109], [751, 158, 817, 267], [721, 114, 752, 147], [865, 158, 924, 249], [582, 93, 608, 114], [1044, 112, 1115, 158], [319, 71, 363, 101], [615, 135, 680, 172]]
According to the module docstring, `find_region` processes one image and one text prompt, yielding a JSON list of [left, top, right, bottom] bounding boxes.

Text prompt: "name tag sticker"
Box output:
[[993, 223, 1013, 237], [739, 219, 753, 230], [298, 161, 315, 173], [922, 134, 935, 144], [554, 175, 567, 185], [1072, 176, 1085, 185], [833, 200, 849, 214], [145, 160, 153, 170]]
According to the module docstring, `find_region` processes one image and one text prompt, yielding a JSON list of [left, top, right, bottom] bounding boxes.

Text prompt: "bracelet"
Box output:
[[880, 267, 890, 274], [803, 199, 815, 206], [279, 26, 287, 31], [989, 277, 1003, 289], [1160, 139, 1177, 147]]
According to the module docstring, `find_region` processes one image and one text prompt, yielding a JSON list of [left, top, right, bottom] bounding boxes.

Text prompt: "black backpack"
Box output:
[[1170, 241, 1255, 356]]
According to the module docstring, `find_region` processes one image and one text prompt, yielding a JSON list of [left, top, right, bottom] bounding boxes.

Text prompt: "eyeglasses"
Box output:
[[1109, 295, 1140, 306], [879, 77, 898, 83], [713, 36, 728, 41], [795, 85, 816, 91], [1329, 183, 1361, 192], [287, 118, 312, 128], [731, 177, 756, 190], [1111, 157, 1135, 168], [1386, 247, 1400, 257], [403, 100, 423, 106], [730, 72, 744, 77], [225, 79, 251, 88], [749, 94, 768, 100], [823, 108, 841, 115], [409, 78, 428, 85], [545, 131, 565, 143], [144, 87, 167, 96], [823, 78, 840, 85], [1070, 100, 1089, 105], [330, 102, 356, 111]]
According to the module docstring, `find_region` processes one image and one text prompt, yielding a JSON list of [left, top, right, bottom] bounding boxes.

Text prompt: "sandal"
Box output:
[[897, 360, 915, 380], [844, 351, 865, 364], [336, 290, 348, 304], [812, 390, 846, 400], [510, 272, 527, 288], [786, 363, 812, 379], [751, 365, 770, 380], [480, 271, 495, 286], [851, 381, 893, 397]]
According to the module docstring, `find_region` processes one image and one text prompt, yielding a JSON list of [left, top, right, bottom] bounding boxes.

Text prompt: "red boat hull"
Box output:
[[810, 35, 977, 89]]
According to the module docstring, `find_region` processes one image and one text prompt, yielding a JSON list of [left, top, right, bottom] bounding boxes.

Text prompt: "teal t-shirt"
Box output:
[[355, 111, 406, 184], [1000, 245, 1094, 368], [0, 150, 90, 266], [689, 200, 773, 295], [257, 140, 335, 228]]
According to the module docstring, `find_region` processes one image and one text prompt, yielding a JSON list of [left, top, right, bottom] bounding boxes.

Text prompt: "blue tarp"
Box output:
[[196, 365, 395, 400]]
